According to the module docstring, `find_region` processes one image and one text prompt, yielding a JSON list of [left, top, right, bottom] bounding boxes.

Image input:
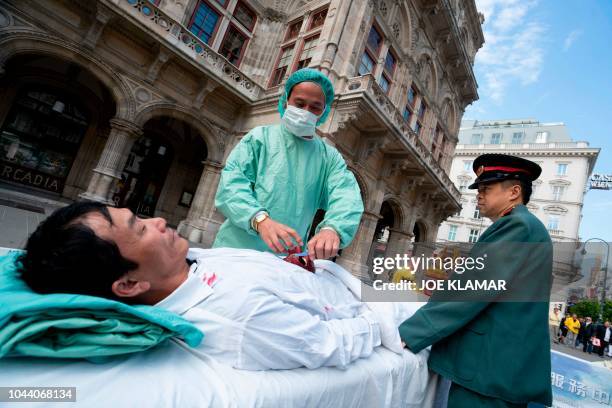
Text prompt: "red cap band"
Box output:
[[482, 166, 530, 174]]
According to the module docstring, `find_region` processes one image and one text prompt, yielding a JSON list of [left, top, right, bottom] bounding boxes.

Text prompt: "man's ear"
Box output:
[[111, 275, 151, 298], [510, 183, 522, 201]]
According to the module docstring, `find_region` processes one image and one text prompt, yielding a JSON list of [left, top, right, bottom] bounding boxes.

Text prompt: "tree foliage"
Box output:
[[568, 300, 612, 322]]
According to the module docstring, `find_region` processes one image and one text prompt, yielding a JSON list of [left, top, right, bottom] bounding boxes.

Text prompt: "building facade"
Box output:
[[437, 119, 599, 244], [0, 0, 483, 279]]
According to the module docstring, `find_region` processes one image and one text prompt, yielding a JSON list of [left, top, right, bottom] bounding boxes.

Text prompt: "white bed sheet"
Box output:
[[0, 340, 436, 408]]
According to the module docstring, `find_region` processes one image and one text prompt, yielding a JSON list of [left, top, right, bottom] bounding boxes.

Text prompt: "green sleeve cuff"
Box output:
[[398, 311, 441, 353]]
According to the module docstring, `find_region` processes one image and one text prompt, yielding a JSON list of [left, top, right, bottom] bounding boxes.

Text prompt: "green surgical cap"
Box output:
[[278, 68, 335, 125]]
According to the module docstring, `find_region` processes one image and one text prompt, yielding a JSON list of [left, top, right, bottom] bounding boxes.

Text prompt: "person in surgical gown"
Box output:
[[213, 69, 364, 260]]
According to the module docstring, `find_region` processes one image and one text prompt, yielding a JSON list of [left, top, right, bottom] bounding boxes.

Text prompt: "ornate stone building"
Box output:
[[0, 0, 483, 279]]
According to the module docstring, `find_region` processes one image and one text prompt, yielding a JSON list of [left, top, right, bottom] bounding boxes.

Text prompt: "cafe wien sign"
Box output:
[[590, 174, 612, 190]]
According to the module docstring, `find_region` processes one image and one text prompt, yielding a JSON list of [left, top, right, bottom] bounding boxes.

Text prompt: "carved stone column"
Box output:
[[385, 228, 413, 259], [177, 160, 224, 246], [337, 211, 381, 282], [80, 118, 142, 204]]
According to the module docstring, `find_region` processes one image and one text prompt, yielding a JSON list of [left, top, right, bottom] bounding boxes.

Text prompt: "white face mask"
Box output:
[[281, 105, 319, 140]]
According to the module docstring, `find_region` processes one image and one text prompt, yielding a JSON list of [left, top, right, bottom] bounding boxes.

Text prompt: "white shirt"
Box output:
[[605, 326, 611, 342], [156, 248, 381, 370]]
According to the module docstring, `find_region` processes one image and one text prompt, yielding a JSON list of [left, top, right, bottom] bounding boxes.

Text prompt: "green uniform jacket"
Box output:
[[213, 124, 364, 252], [399, 205, 553, 405]]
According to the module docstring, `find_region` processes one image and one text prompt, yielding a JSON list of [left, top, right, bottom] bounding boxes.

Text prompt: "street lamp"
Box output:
[[581, 238, 610, 321]]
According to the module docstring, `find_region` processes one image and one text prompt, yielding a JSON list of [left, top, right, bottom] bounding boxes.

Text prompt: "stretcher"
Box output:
[[0, 247, 440, 407], [0, 340, 439, 407]]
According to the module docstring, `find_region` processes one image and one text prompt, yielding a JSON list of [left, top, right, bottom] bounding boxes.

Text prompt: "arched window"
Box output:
[[0, 88, 89, 193]]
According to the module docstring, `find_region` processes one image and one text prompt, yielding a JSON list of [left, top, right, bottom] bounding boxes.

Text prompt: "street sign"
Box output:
[[590, 174, 612, 190]]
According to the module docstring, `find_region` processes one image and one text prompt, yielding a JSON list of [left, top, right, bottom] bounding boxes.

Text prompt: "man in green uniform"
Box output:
[[213, 68, 363, 259], [399, 154, 553, 407]]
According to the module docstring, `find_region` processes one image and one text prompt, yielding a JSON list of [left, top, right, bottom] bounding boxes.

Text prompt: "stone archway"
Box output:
[[380, 198, 413, 277], [0, 53, 119, 199], [134, 103, 224, 163], [112, 115, 209, 227], [409, 219, 432, 262], [397, 1, 415, 55], [0, 33, 153, 204], [0, 34, 135, 120], [134, 104, 230, 242], [413, 220, 428, 243], [366, 199, 405, 278], [374, 201, 396, 241]]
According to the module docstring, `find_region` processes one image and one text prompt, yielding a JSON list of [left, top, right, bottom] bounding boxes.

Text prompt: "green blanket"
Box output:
[[0, 251, 203, 360]]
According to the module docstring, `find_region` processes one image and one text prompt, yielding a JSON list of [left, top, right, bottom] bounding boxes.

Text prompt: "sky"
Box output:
[[464, 0, 612, 242]]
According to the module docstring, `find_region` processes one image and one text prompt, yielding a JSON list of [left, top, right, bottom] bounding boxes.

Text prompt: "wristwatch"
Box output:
[[319, 226, 337, 235], [252, 211, 269, 233]]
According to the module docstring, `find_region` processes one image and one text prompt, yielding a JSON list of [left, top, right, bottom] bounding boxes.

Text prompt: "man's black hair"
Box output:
[[502, 179, 533, 205], [19, 201, 138, 300]]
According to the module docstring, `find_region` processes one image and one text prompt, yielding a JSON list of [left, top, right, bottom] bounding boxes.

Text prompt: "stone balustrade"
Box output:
[[344, 74, 461, 203], [114, 0, 263, 102]]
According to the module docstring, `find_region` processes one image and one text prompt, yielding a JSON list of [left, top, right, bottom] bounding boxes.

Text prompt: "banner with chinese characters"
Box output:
[[551, 351, 612, 407]]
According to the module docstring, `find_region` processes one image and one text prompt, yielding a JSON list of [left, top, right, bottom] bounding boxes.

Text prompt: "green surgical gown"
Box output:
[[213, 124, 364, 253]]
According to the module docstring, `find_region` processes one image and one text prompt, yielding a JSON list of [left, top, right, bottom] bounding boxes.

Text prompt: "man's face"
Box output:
[[476, 181, 520, 218], [85, 207, 189, 291], [287, 82, 325, 117], [572, 314, 577, 319]]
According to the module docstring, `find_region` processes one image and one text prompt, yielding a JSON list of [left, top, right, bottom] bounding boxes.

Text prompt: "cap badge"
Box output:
[[476, 165, 485, 177]]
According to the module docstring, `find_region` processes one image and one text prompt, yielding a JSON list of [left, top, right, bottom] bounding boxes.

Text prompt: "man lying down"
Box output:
[[19, 201, 423, 371]]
